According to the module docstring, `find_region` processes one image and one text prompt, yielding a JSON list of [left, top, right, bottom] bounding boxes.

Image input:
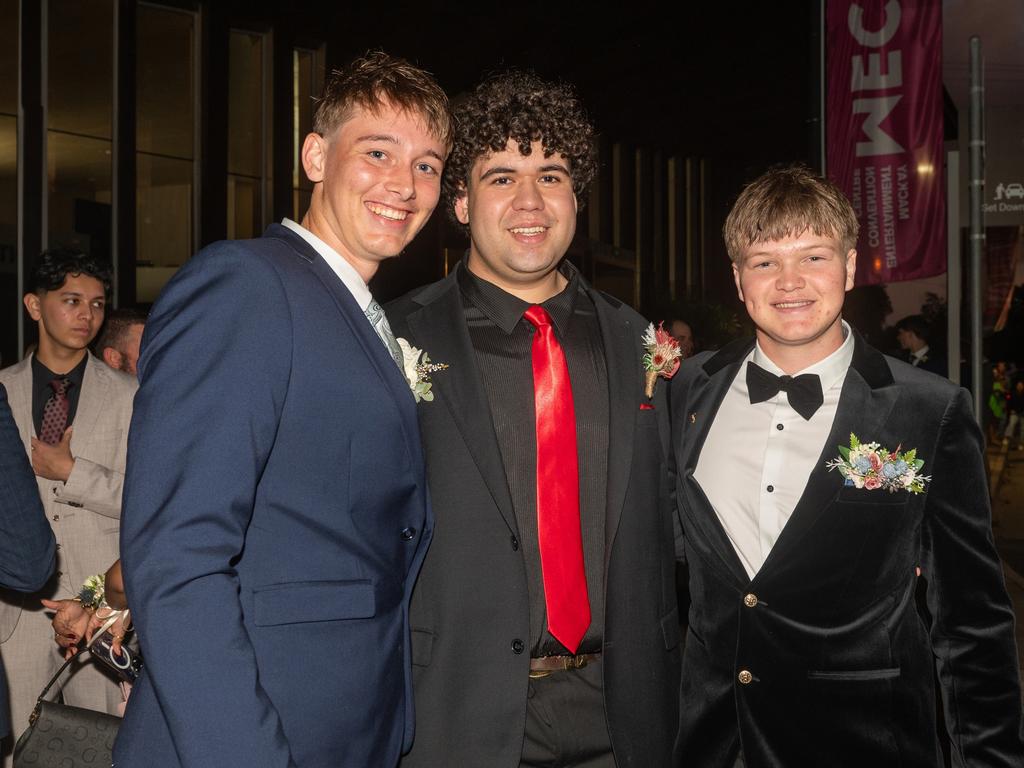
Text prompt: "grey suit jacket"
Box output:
[[0, 353, 135, 635]]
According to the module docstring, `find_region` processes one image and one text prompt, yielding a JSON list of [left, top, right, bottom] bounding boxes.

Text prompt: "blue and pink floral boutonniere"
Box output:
[[396, 338, 448, 403], [642, 322, 683, 398], [826, 433, 930, 494]]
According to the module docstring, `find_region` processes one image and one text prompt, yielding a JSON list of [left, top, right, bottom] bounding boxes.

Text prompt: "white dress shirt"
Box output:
[[910, 345, 930, 367], [694, 322, 855, 580]]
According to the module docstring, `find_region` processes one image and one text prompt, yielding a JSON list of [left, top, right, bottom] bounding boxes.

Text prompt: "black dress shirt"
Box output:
[[31, 354, 88, 437], [458, 260, 609, 656]]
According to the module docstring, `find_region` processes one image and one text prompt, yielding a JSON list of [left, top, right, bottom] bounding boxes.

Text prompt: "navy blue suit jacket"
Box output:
[[116, 225, 433, 767], [0, 383, 56, 738]]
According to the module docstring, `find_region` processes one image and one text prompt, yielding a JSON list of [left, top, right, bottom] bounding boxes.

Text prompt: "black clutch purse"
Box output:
[[13, 650, 121, 768]]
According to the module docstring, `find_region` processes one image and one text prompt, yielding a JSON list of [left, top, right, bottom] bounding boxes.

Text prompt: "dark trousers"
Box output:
[[520, 660, 615, 767]]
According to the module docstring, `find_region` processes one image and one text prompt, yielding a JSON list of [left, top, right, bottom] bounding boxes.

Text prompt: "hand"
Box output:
[[31, 428, 74, 482], [92, 607, 131, 654], [42, 598, 90, 659]]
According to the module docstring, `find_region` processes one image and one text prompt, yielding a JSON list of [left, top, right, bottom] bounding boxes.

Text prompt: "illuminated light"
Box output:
[[916, 162, 934, 176], [873, 257, 883, 272]]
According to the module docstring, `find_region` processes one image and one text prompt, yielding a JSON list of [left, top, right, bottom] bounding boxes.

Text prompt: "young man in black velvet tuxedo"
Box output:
[[389, 72, 683, 768], [671, 164, 1024, 767]]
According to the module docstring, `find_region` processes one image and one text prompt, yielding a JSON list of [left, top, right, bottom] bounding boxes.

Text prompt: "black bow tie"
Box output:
[[746, 361, 824, 420]]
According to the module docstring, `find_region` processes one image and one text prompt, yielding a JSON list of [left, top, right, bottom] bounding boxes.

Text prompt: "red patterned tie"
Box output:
[[523, 305, 590, 654], [40, 377, 71, 445]]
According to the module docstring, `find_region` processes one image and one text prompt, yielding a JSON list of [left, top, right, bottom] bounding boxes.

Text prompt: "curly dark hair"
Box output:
[[28, 248, 112, 295], [443, 71, 597, 229]]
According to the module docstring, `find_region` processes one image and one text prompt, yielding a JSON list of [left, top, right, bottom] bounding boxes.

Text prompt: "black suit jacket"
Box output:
[[389, 263, 683, 768], [671, 333, 1024, 767], [0, 383, 56, 738]]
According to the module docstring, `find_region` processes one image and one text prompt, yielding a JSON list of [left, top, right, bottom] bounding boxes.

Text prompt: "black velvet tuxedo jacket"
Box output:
[[388, 263, 683, 768], [671, 333, 1024, 767]]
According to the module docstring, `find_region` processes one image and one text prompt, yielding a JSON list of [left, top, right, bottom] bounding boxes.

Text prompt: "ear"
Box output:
[[844, 249, 857, 291], [301, 132, 328, 184], [453, 184, 470, 225], [101, 347, 122, 370], [732, 261, 744, 302], [23, 293, 42, 321]]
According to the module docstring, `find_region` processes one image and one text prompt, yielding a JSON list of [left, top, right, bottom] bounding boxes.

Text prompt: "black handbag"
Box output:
[[12, 650, 121, 767]]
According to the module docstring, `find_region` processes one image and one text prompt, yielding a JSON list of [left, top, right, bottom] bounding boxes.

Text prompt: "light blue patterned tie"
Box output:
[[364, 299, 403, 368]]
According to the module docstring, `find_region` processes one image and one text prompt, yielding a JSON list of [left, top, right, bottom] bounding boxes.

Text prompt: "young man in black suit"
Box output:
[[389, 72, 683, 767], [671, 165, 1023, 767]]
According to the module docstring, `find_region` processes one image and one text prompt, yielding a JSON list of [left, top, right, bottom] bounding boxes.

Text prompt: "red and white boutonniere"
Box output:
[[642, 322, 683, 398], [825, 433, 930, 494], [396, 338, 449, 403]]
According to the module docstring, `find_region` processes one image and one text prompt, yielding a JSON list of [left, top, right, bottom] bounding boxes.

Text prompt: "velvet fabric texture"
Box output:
[[671, 332, 1024, 767]]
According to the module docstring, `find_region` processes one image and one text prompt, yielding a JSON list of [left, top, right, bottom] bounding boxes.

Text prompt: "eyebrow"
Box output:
[[355, 134, 445, 162], [478, 162, 571, 182]]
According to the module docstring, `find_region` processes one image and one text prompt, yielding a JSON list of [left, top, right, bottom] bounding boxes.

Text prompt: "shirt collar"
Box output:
[[752, 320, 855, 393], [911, 345, 929, 362], [457, 258, 581, 336], [32, 352, 88, 387], [282, 218, 373, 311]]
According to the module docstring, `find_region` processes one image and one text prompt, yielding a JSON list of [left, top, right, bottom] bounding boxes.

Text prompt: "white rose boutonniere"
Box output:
[[396, 337, 449, 403]]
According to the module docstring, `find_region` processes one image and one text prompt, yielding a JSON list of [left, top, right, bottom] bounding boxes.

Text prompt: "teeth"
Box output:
[[775, 301, 811, 308], [510, 226, 545, 235], [368, 204, 408, 221]]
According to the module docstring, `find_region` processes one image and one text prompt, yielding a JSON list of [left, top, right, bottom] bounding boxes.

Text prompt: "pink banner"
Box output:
[[826, 1, 945, 284]]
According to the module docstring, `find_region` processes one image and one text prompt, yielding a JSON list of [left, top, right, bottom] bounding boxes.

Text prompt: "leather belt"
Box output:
[[528, 652, 601, 679]]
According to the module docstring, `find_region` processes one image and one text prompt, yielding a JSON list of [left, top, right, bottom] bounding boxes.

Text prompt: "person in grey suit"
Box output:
[[389, 72, 683, 768], [0, 249, 136, 766], [0, 382, 56, 742]]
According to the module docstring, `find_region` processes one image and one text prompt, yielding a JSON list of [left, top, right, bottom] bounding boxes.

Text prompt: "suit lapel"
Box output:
[[264, 225, 419, 447], [70, 356, 106, 455], [3, 358, 34, 447], [591, 291, 638, 550], [407, 272, 518, 535], [756, 333, 898, 577], [678, 338, 755, 586]]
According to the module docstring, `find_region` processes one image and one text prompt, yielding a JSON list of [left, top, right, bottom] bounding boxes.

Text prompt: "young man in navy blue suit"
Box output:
[[117, 52, 451, 768]]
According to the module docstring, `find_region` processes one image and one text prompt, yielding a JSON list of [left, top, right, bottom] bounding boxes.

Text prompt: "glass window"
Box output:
[[46, 0, 114, 262], [136, 3, 196, 303], [228, 30, 269, 240], [292, 46, 324, 221], [0, 0, 18, 364]]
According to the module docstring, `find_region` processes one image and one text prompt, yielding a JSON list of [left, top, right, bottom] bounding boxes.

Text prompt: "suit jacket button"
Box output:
[[510, 535, 519, 551], [400, 527, 416, 541], [511, 639, 525, 654], [743, 593, 758, 608], [52, 514, 60, 521], [738, 670, 753, 685]]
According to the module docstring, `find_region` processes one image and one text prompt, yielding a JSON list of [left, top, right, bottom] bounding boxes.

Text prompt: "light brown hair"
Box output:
[[723, 164, 859, 263], [312, 51, 453, 149]]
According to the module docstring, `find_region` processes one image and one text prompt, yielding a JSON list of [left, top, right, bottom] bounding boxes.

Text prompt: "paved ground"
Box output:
[[989, 438, 1024, 676]]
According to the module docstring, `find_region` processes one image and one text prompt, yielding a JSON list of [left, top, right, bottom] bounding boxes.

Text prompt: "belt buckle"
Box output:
[[567, 653, 588, 670], [528, 669, 553, 680]]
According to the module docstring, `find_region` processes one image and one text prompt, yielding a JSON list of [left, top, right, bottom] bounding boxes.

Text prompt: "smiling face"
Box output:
[[733, 230, 856, 372], [24, 273, 106, 369], [301, 99, 447, 282], [455, 139, 578, 303]]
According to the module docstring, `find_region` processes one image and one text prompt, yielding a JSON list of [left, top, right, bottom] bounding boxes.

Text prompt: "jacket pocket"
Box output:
[[252, 580, 375, 626], [411, 628, 434, 667], [807, 666, 901, 681]]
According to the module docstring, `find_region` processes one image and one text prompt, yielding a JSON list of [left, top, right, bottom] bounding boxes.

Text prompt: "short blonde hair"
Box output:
[[723, 164, 858, 263], [312, 51, 453, 149]]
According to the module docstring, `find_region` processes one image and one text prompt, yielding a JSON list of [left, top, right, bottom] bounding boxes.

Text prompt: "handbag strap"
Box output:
[[35, 649, 92, 705]]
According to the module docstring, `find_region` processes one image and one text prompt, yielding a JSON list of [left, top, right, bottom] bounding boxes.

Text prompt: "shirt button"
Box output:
[[738, 670, 753, 685], [766, 485, 774, 493], [743, 593, 758, 608], [510, 535, 520, 551], [400, 527, 416, 541], [511, 639, 525, 654], [776, 423, 784, 431]]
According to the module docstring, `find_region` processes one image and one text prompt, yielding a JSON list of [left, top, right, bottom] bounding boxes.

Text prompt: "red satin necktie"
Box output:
[[523, 305, 590, 654]]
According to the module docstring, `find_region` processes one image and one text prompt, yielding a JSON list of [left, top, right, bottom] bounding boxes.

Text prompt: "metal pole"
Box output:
[[946, 150, 960, 385], [968, 37, 985, 426]]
